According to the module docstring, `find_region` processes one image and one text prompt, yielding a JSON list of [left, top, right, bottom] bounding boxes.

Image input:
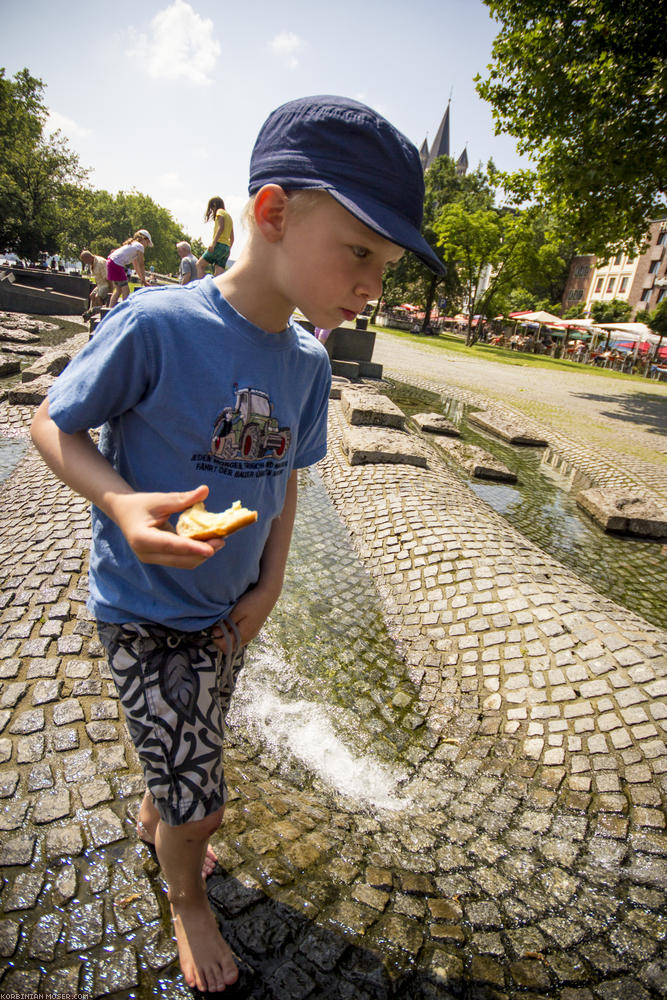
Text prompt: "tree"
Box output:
[[377, 156, 495, 327], [647, 299, 667, 358], [590, 299, 632, 324], [0, 68, 88, 258], [55, 186, 201, 276], [435, 204, 543, 343], [476, 0, 667, 256]]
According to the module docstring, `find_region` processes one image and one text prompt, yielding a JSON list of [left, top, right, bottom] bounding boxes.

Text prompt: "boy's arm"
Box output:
[[215, 469, 298, 650], [30, 399, 223, 568]]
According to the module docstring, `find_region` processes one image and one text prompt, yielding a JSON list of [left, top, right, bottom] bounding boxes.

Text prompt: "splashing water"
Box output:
[[229, 643, 413, 812]]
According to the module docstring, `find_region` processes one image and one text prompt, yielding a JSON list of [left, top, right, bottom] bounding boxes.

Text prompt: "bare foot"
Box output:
[[171, 895, 238, 992], [137, 807, 218, 880]]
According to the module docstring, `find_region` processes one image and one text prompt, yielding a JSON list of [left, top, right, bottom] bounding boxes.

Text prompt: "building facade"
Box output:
[[562, 218, 667, 318]]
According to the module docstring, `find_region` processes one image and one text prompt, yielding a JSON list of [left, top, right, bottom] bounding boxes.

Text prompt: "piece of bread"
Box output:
[[176, 500, 258, 540]]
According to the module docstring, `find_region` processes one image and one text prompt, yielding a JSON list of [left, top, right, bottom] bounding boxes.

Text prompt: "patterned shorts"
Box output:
[[97, 620, 245, 825]]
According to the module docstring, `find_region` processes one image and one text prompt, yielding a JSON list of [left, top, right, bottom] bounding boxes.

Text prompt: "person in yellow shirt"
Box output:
[[197, 196, 234, 276]]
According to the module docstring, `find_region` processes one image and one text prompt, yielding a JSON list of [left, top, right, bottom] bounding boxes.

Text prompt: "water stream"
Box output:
[[384, 379, 667, 631]]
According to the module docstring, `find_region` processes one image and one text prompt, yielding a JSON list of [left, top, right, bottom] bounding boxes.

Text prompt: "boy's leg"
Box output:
[[156, 808, 238, 992], [137, 788, 218, 879], [97, 621, 245, 990]]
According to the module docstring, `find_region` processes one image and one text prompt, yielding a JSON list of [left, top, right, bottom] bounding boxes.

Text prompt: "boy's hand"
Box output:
[[111, 485, 225, 568], [212, 585, 279, 653]]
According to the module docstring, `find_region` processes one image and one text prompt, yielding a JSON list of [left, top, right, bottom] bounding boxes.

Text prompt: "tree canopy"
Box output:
[[476, 0, 667, 256], [0, 68, 87, 259], [0, 67, 200, 274]]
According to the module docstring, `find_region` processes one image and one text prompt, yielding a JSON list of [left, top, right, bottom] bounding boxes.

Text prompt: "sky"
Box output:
[[2, 0, 525, 257]]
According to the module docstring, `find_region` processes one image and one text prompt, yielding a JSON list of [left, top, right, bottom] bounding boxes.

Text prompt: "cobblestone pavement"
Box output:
[[372, 332, 667, 500], [0, 329, 665, 999]]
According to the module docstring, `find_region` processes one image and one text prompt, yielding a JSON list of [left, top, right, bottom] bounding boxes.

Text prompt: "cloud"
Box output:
[[45, 109, 90, 139], [128, 0, 220, 85], [269, 31, 305, 70]]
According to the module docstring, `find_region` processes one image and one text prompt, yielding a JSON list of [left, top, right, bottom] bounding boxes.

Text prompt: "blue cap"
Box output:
[[248, 95, 445, 275]]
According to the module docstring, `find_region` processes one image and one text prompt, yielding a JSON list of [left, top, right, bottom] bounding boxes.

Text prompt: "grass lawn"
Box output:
[[370, 324, 656, 383]]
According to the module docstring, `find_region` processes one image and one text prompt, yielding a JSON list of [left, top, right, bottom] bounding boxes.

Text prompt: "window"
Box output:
[[658, 287, 667, 303], [658, 231, 667, 246], [614, 253, 623, 266], [606, 277, 615, 293], [619, 276, 629, 293], [640, 288, 652, 302], [594, 277, 603, 293], [649, 259, 660, 274], [567, 289, 583, 301]]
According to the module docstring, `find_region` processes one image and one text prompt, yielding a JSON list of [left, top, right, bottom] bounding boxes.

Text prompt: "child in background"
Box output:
[[107, 230, 153, 307], [197, 196, 234, 276], [31, 95, 443, 993]]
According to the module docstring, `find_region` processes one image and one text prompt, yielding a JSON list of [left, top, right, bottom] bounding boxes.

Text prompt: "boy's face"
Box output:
[[277, 194, 404, 330]]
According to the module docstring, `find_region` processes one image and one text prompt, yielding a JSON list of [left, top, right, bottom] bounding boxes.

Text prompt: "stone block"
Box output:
[[576, 489, 667, 538], [340, 387, 406, 428], [434, 438, 518, 481], [8, 375, 53, 405], [468, 410, 548, 445], [412, 412, 461, 436], [341, 424, 428, 468]]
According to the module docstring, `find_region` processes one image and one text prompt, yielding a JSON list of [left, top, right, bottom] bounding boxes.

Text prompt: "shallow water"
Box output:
[[385, 379, 667, 630]]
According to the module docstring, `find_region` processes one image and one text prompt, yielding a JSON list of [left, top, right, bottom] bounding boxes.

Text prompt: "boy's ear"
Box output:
[[253, 184, 289, 243]]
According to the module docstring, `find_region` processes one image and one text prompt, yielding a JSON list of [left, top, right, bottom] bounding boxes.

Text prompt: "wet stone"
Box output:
[[85, 720, 118, 741], [1, 969, 42, 993], [4, 870, 45, 910], [79, 777, 113, 808], [112, 886, 161, 933], [9, 706, 44, 734], [470, 954, 505, 987], [87, 805, 126, 846], [52, 727, 79, 751], [0, 917, 21, 957], [32, 678, 62, 704], [0, 834, 35, 866], [27, 912, 63, 961], [32, 788, 71, 824], [92, 944, 139, 996], [52, 698, 84, 725], [0, 798, 29, 830], [28, 762, 54, 790], [510, 958, 551, 989], [0, 769, 19, 797], [66, 899, 104, 951], [45, 824, 85, 860], [141, 926, 178, 970], [327, 900, 378, 936]]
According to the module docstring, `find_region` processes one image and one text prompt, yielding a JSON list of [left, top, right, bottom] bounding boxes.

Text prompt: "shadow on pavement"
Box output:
[[571, 391, 667, 437], [206, 871, 539, 1000]]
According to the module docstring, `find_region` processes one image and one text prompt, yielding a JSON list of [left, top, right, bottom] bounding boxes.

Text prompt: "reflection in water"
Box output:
[[386, 379, 667, 630], [0, 436, 27, 483]]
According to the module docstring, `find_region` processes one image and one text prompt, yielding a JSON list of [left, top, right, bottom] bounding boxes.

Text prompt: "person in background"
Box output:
[[107, 230, 153, 308], [197, 197, 234, 277], [80, 249, 111, 319], [176, 241, 198, 285]]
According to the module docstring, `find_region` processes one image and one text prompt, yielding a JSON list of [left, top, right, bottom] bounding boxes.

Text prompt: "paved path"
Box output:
[[0, 326, 665, 999], [373, 332, 667, 499]]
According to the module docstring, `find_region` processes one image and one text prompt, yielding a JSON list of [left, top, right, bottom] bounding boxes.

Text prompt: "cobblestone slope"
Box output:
[[0, 345, 665, 998]]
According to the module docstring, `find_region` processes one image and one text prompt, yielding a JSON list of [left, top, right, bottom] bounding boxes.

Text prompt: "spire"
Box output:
[[419, 138, 430, 169], [427, 101, 450, 167], [456, 146, 468, 176]]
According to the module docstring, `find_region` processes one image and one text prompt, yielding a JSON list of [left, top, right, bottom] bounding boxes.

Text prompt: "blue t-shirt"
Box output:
[[48, 276, 331, 629]]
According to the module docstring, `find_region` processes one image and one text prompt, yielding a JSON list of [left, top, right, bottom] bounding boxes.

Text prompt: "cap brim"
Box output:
[[327, 188, 445, 276]]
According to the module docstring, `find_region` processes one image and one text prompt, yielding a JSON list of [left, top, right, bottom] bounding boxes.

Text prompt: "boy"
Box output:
[[30, 95, 444, 993]]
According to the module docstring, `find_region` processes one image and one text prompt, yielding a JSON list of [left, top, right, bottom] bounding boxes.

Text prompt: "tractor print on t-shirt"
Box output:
[[210, 387, 291, 461]]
